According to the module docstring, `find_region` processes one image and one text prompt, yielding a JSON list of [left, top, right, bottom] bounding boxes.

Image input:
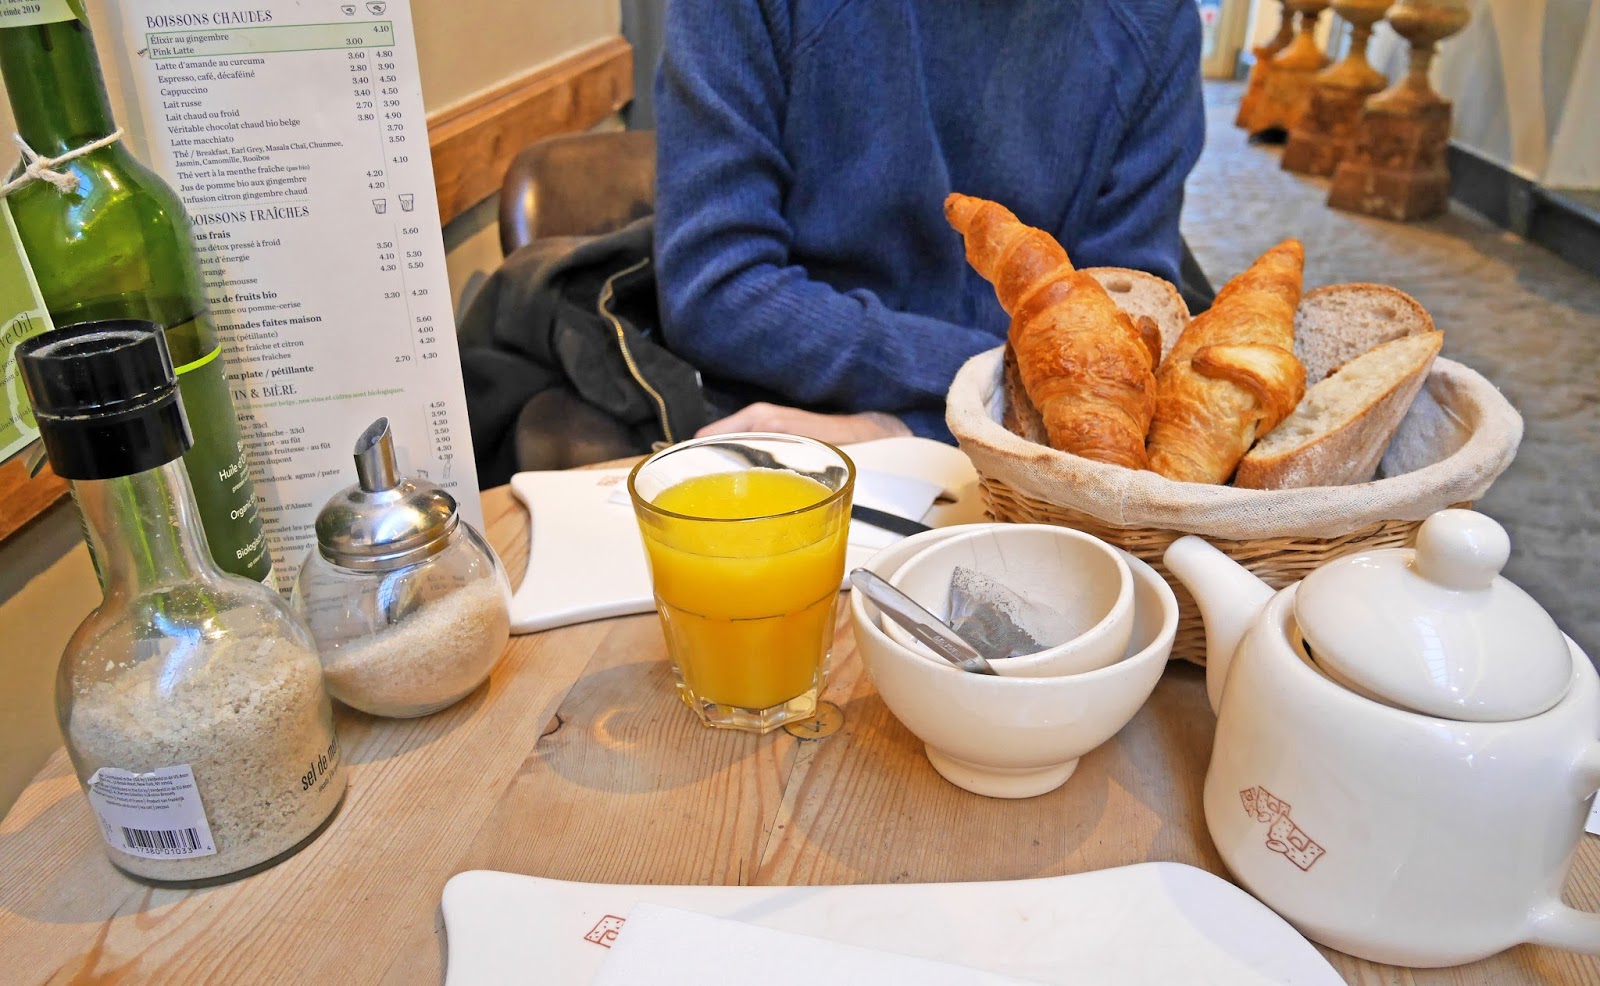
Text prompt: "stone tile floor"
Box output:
[[1185, 82, 1599, 655]]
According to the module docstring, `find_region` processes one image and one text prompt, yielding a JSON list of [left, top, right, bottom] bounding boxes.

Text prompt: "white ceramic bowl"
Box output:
[[885, 524, 1134, 677], [851, 524, 1178, 799]]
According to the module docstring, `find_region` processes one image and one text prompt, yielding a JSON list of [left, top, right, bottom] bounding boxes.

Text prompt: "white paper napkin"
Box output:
[[604, 467, 942, 548], [507, 436, 986, 634], [847, 469, 944, 549], [508, 469, 934, 635], [593, 903, 1041, 985]]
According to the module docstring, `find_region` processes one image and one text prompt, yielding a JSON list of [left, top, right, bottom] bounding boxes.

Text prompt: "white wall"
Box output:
[[1424, 0, 1599, 188], [1201, 0, 1255, 78], [0, 0, 622, 818], [1546, 11, 1600, 187], [414, 0, 618, 113]]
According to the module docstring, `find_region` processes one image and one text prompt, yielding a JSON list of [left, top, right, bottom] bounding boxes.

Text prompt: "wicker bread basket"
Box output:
[[946, 348, 1523, 664]]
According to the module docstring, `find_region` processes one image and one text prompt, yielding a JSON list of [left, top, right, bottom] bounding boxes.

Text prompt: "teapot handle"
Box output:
[[1528, 906, 1600, 954], [1525, 742, 1600, 954]]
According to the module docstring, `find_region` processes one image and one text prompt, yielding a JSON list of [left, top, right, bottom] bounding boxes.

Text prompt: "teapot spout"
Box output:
[[1164, 536, 1275, 716]]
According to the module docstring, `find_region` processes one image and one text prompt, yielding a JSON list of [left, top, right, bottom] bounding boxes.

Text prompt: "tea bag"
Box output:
[[946, 566, 1052, 661]]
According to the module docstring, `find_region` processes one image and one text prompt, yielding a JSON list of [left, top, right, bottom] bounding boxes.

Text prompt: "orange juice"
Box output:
[[640, 470, 849, 712]]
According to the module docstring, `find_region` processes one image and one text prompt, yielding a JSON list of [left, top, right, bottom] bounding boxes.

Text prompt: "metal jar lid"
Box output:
[[314, 418, 458, 572]]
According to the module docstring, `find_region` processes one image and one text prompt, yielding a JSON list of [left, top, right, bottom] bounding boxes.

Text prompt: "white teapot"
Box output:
[[1165, 509, 1600, 968]]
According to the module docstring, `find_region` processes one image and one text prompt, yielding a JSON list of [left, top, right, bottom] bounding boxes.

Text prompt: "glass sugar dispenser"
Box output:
[[292, 418, 511, 718]]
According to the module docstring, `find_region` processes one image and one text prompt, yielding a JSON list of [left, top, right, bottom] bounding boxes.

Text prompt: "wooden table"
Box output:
[[2, 485, 1598, 985]]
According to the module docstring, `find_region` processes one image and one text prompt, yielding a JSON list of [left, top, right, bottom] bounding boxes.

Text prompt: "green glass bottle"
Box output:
[[0, 11, 272, 582]]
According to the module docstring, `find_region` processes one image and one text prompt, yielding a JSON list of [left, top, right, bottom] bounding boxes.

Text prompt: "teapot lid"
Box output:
[[1294, 509, 1570, 722]]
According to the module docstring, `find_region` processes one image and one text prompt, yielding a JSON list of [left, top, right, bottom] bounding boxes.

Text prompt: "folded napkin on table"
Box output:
[[506, 436, 983, 634], [605, 466, 943, 548]]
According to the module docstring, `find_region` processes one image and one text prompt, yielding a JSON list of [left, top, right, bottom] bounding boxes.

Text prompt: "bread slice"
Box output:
[[1001, 343, 1050, 444], [1002, 268, 1189, 444], [1234, 331, 1443, 489], [1085, 267, 1190, 361], [1294, 283, 1434, 384]]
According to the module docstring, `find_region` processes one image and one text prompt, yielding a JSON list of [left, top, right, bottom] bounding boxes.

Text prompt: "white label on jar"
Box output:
[[85, 764, 218, 860]]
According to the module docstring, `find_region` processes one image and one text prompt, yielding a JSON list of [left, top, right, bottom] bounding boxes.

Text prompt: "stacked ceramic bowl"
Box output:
[[849, 524, 1178, 799]]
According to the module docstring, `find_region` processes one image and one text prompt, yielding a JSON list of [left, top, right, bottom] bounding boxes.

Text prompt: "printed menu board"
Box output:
[[111, 0, 481, 581]]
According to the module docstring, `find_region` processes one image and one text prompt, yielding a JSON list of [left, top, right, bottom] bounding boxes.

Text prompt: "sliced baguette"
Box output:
[[1002, 268, 1188, 444], [1085, 267, 1190, 361], [1294, 283, 1435, 384], [1001, 343, 1050, 444], [1234, 331, 1443, 489]]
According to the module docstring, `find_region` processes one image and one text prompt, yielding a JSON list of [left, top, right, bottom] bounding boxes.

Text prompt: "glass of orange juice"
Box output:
[[628, 434, 855, 733]]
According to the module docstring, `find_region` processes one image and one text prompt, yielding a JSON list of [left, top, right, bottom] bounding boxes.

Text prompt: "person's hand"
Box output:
[[696, 402, 912, 445]]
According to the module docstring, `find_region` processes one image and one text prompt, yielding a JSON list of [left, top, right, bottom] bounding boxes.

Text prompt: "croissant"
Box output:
[[1146, 239, 1307, 484], [945, 193, 1157, 469]]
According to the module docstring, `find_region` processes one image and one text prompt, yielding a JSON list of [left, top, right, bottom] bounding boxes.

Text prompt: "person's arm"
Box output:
[[1071, 0, 1206, 287], [652, 0, 997, 439], [696, 402, 912, 444]]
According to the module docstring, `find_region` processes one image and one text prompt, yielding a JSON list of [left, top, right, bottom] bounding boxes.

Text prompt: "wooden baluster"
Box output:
[[1235, 0, 1297, 132], [1246, 0, 1334, 138], [1282, 0, 1395, 175], [1327, 0, 1471, 220]]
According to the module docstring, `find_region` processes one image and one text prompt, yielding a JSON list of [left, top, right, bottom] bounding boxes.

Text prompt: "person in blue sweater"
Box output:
[[654, 0, 1206, 445]]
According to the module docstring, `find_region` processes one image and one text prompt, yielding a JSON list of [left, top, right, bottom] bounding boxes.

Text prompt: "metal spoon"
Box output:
[[849, 568, 997, 675]]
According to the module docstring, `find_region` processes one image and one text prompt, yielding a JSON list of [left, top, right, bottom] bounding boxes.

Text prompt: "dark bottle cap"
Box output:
[[16, 320, 193, 480]]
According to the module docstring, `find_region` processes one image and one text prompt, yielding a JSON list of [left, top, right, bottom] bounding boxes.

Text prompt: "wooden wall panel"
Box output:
[[428, 36, 635, 224], [0, 457, 67, 543]]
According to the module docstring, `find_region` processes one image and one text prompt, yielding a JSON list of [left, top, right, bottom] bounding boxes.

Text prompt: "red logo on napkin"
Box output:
[[1240, 786, 1326, 872], [584, 915, 626, 947]]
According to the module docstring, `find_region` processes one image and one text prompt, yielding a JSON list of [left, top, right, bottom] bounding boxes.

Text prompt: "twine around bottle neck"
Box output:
[[0, 127, 123, 197]]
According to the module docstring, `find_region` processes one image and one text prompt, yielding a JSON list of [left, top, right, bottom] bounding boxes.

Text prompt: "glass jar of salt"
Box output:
[[17, 323, 345, 886], [292, 418, 511, 718]]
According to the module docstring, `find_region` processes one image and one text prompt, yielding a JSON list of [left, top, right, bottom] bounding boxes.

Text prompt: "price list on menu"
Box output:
[[112, 0, 481, 581]]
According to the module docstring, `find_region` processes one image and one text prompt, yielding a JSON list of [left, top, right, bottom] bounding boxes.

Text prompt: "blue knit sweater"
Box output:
[[654, 0, 1205, 441]]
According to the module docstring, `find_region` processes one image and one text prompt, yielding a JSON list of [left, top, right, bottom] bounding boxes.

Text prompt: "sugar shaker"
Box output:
[[292, 418, 511, 717]]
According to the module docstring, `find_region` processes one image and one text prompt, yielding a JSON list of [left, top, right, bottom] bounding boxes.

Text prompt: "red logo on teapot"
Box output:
[[1240, 786, 1326, 872]]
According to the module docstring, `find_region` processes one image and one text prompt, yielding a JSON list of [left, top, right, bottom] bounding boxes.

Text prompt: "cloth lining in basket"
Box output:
[[948, 348, 1520, 542], [946, 347, 1520, 663]]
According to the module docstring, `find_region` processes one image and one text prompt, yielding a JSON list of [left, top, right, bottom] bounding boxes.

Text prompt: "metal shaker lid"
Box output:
[[313, 417, 458, 572]]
